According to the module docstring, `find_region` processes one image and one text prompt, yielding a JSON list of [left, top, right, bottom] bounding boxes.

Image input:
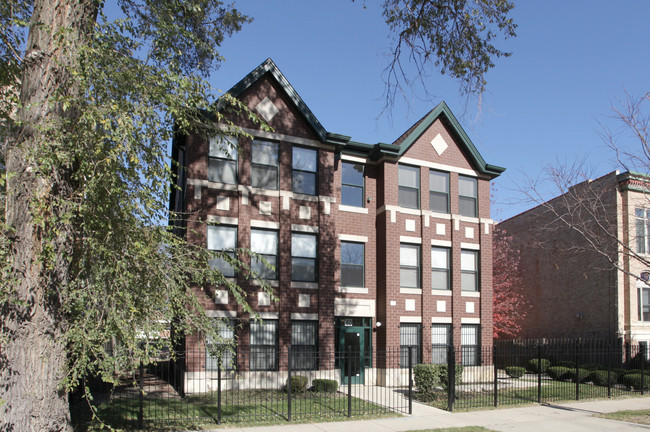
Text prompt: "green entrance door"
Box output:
[[339, 326, 365, 384]]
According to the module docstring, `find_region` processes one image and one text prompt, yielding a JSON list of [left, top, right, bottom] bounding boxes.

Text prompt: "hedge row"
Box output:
[[284, 377, 338, 393], [507, 357, 649, 389]]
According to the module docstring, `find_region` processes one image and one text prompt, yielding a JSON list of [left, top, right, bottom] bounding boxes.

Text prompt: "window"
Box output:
[[291, 321, 318, 370], [639, 283, 650, 321], [636, 209, 650, 254], [207, 225, 237, 277], [399, 165, 420, 209], [250, 320, 278, 371], [206, 319, 235, 370], [341, 162, 364, 207], [429, 170, 449, 213], [250, 229, 278, 280], [341, 242, 364, 287], [431, 247, 450, 290], [400, 323, 421, 367], [431, 324, 451, 364], [458, 175, 477, 217], [292, 147, 317, 195], [400, 244, 420, 289], [461, 325, 480, 366], [461, 250, 479, 292], [251, 140, 279, 190], [292, 233, 317, 282], [640, 341, 649, 359], [208, 135, 237, 184]]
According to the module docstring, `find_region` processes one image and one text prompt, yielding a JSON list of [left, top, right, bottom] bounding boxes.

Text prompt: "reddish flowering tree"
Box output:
[[493, 225, 529, 339]]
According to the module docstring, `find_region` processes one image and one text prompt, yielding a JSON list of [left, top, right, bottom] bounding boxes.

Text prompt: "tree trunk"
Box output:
[[1, 1, 98, 430]]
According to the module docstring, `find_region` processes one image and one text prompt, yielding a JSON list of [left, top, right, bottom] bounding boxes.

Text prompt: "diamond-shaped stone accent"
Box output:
[[255, 97, 279, 122], [259, 201, 272, 215], [214, 290, 228, 305], [299, 205, 311, 220], [258, 292, 270, 306], [431, 133, 448, 156], [299, 294, 310, 308]]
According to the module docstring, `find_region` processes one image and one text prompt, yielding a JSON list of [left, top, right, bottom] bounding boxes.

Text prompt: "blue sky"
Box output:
[[206, 1, 650, 220]]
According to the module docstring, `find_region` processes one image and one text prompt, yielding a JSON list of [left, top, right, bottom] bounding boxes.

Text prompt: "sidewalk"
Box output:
[[205, 396, 650, 432]]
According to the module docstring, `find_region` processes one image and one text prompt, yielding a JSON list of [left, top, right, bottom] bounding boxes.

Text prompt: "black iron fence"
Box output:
[[444, 338, 649, 411], [83, 347, 413, 429], [76, 339, 650, 428]]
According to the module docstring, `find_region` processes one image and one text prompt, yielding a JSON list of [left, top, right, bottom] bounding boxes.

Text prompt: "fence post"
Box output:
[[447, 344, 455, 412], [607, 344, 612, 399], [493, 344, 498, 407], [575, 341, 580, 401], [641, 347, 646, 396], [537, 344, 542, 404], [138, 360, 144, 430], [288, 346, 292, 422], [408, 346, 413, 415], [347, 345, 352, 418], [217, 358, 222, 425]]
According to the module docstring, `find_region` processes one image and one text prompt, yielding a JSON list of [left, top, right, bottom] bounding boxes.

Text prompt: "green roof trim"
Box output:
[[218, 59, 504, 178], [217, 58, 343, 145], [382, 101, 505, 177]]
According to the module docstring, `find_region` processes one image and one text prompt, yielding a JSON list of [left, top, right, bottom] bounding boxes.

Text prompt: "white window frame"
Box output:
[[207, 225, 237, 277], [431, 247, 450, 291], [431, 324, 451, 364], [208, 135, 238, 184], [461, 324, 480, 366], [636, 208, 650, 254], [250, 229, 278, 280], [251, 140, 279, 190], [399, 165, 420, 209], [291, 233, 318, 282], [429, 170, 449, 213], [639, 279, 650, 321], [400, 323, 422, 367], [341, 162, 365, 207], [290, 320, 318, 371], [292, 146, 318, 195], [461, 249, 479, 292], [206, 318, 236, 371], [341, 241, 365, 287], [250, 320, 278, 371], [400, 243, 421, 289], [458, 175, 478, 217]]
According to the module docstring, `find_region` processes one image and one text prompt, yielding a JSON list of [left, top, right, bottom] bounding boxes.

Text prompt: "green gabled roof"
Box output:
[[385, 101, 505, 178], [218, 59, 503, 178], [217, 58, 346, 145]]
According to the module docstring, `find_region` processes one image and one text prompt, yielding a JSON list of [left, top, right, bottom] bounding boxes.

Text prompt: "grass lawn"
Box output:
[[71, 389, 400, 431], [420, 377, 638, 411], [596, 409, 650, 425]]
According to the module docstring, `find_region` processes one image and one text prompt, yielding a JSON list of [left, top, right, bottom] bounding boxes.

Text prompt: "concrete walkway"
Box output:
[[204, 396, 650, 432]]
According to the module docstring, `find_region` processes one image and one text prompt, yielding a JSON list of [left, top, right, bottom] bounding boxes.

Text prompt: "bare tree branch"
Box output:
[[379, 0, 517, 114]]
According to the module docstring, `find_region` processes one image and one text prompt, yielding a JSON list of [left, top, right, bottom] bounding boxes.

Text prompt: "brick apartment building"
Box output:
[[499, 170, 650, 348], [170, 59, 504, 383]]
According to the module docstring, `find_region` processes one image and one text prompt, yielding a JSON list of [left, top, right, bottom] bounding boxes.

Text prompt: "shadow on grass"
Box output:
[[71, 390, 398, 430]]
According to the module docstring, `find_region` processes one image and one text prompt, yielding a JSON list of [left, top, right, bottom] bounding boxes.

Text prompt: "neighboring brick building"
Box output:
[[499, 170, 650, 347], [170, 59, 504, 383]]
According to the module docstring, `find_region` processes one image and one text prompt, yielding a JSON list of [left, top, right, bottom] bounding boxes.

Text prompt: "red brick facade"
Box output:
[[498, 171, 650, 345], [172, 59, 503, 372]]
